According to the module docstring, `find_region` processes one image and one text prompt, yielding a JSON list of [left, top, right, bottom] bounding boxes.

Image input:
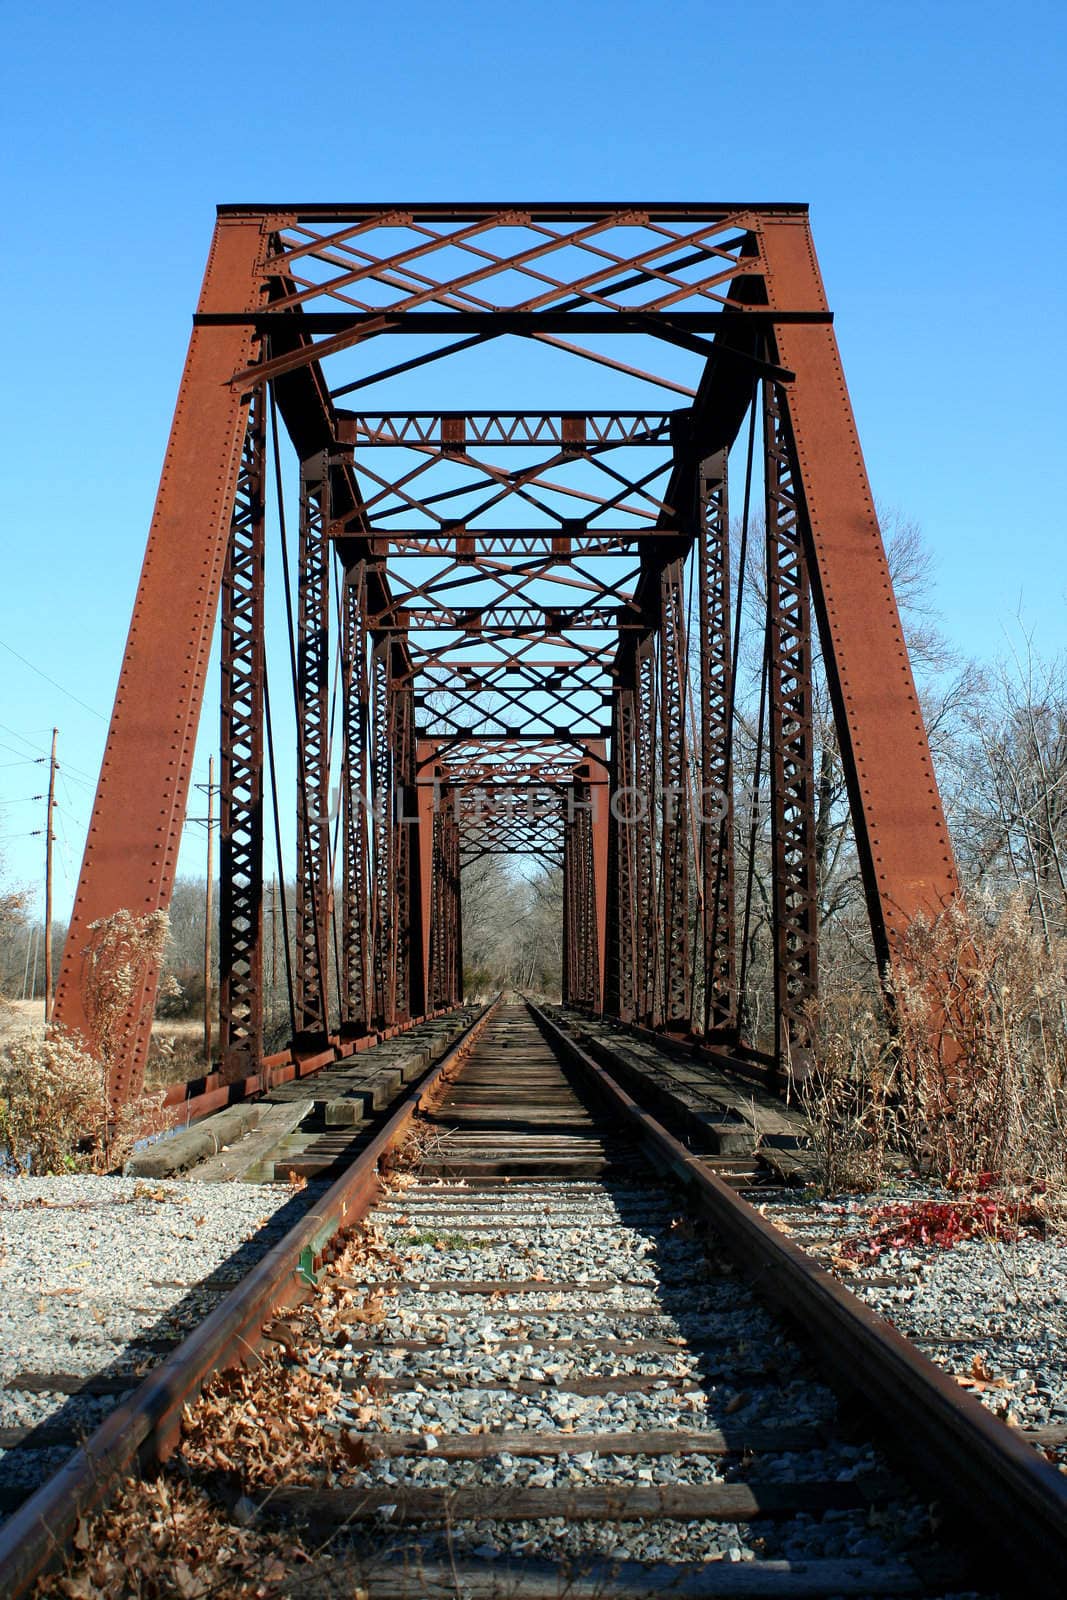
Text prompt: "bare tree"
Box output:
[[944, 635, 1067, 949]]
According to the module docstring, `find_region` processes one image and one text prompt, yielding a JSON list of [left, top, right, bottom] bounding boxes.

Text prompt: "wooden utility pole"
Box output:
[[44, 727, 57, 1022], [204, 754, 215, 1066]]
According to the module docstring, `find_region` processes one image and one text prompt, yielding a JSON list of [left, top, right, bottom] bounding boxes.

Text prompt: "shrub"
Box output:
[[0, 908, 175, 1172], [0, 1026, 108, 1173], [80, 908, 172, 1073], [795, 987, 895, 1192], [890, 891, 1067, 1184], [796, 892, 1067, 1194]]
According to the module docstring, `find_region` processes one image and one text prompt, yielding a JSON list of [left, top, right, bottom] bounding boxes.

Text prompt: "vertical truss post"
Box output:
[[53, 219, 269, 1105], [218, 385, 266, 1080], [448, 797, 463, 1005], [370, 636, 394, 1028], [764, 380, 819, 1070], [428, 801, 446, 1009], [634, 637, 658, 1024], [415, 741, 440, 1016], [390, 646, 419, 1020], [582, 741, 609, 1011], [563, 752, 607, 1011], [659, 559, 691, 1029], [426, 775, 461, 1010], [605, 660, 638, 1020], [759, 216, 958, 965], [561, 807, 575, 1005], [295, 452, 331, 1037], [341, 563, 371, 1034], [697, 449, 737, 1037], [572, 781, 595, 1007]]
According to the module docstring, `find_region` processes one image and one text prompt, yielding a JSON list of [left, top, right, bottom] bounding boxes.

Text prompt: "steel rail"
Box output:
[[0, 998, 501, 1600], [525, 999, 1067, 1599]]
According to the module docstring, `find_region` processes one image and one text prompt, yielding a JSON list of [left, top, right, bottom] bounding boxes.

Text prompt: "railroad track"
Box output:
[[1, 998, 1065, 1597]]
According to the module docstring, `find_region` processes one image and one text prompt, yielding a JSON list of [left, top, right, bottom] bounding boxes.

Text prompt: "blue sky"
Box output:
[[1, 0, 1064, 918]]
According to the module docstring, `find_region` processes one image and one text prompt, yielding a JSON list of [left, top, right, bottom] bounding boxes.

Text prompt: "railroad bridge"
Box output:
[[53, 202, 958, 1104]]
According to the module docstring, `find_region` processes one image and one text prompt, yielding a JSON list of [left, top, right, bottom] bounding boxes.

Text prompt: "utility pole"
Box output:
[[204, 755, 215, 1066], [44, 727, 57, 1022]]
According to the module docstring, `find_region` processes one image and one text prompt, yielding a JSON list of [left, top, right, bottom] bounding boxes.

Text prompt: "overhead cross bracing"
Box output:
[[53, 202, 958, 1105]]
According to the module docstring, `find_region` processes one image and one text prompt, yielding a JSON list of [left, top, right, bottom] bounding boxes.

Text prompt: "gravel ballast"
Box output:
[[756, 1185, 1067, 1462], [0, 1174, 324, 1516], [290, 1178, 975, 1586]]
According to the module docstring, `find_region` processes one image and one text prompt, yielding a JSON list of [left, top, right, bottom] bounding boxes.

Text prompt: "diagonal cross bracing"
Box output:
[[54, 203, 959, 1103]]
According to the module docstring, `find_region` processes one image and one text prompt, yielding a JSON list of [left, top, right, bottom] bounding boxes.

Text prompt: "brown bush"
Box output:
[[796, 892, 1067, 1194], [890, 891, 1067, 1184], [0, 909, 174, 1173], [80, 908, 173, 1076], [0, 1025, 164, 1174], [0, 1026, 106, 1174], [795, 988, 896, 1193]]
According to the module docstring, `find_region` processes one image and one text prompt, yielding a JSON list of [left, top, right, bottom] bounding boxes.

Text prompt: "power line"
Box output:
[[0, 739, 44, 763], [0, 638, 107, 722], [0, 723, 97, 785]]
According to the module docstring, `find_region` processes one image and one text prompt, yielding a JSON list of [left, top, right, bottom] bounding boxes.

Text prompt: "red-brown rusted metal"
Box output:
[[756, 216, 959, 966], [341, 561, 372, 1034], [763, 378, 819, 1068], [53, 218, 270, 1104], [218, 383, 266, 1079], [697, 449, 737, 1038], [294, 451, 332, 1037], [56, 203, 958, 1098]]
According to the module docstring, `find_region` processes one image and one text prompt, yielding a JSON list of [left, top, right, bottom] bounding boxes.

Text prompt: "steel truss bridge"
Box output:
[[53, 202, 958, 1104]]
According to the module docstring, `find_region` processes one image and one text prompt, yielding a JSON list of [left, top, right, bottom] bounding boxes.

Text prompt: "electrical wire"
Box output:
[[0, 638, 106, 721]]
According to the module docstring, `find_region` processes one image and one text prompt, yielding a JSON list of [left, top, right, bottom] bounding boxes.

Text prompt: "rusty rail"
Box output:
[[0, 998, 500, 1599], [527, 998, 1067, 1599]]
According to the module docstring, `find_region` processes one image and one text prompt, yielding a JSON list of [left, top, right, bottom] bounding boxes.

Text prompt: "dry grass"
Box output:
[[144, 1024, 211, 1091], [795, 892, 1067, 1199], [890, 891, 1067, 1185], [0, 1023, 166, 1175], [79, 909, 174, 1102], [793, 987, 896, 1193], [0, 910, 174, 1173]]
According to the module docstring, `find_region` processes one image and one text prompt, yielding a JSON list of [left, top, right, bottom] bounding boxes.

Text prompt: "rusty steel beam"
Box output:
[[294, 452, 332, 1037], [57, 200, 960, 1111], [697, 448, 737, 1038], [53, 218, 270, 1103], [370, 638, 395, 1028], [218, 384, 266, 1080], [634, 637, 658, 1026], [604, 660, 638, 1021], [390, 662, 419, 1021], [658, 559, 691, 1030], [341, 563, 372, 1034], [337, 412, 677, 447], [764, 380, 819, 1069], [218, 201, 810, 220], [757, 216, 959, 963], [576, 791, 597, 1006]]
